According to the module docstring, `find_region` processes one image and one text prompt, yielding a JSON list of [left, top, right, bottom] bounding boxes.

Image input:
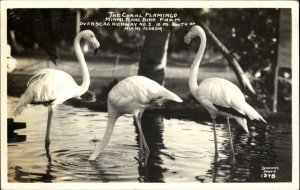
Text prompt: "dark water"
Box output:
[[7, 96, 292, 183]]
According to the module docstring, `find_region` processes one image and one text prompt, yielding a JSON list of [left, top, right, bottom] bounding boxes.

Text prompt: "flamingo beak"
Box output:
[[93, 39, 100, 55], [184, 32, 191, 44]]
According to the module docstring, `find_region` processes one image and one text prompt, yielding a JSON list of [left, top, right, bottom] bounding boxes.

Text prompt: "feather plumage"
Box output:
[[197, 77, 266, 132], [14, 68, 79, 116], [88, 75, 182, 161], [108, 76, 182, 113]]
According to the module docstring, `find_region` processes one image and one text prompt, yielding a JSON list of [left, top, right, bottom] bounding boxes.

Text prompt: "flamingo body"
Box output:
[[88, 75, 183, 161], [197, 77, 265, 133], [14, 68, 80, 115], [108, 76, 182, 114]]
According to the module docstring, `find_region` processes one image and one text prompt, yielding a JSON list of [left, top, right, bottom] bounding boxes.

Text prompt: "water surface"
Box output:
[[7, 96, 291, 182]]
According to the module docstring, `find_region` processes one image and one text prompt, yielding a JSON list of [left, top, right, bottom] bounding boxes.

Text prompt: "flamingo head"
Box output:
[[80, 30, 101, 55], [184, 25, 204, 44]]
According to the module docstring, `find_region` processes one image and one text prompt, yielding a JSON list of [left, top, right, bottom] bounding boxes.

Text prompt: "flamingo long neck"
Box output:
[[189, 30, 207, 98], [89, 105, 119, 160], [74, 34, 90, 96], [100, 110, 118, 150]]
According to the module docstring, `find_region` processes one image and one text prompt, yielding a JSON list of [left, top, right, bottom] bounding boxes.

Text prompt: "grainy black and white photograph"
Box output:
[[1, 1, 299, 190]]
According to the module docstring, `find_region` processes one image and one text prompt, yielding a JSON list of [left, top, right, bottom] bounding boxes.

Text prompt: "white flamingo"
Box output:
[[14, 30, 100, 148], [184, 25, 266, 157], [88, 76, 183, 163]]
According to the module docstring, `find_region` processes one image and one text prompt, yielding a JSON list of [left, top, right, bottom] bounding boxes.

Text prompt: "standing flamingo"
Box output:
[[14, 30, 100, 149], [184, 25, 266, 157], [88, 76, 183, 164]]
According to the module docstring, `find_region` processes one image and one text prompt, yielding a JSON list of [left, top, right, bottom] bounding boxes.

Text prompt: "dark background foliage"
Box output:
[[7, 8, 291, 112]]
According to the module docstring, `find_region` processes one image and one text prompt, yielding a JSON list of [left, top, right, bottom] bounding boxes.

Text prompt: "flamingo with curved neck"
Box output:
[[88, 75, 183, 164], [14, 30, 100, 153], [184, 25, 266, 159]]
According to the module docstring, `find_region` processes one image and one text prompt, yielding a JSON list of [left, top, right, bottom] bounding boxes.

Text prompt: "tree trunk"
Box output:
[[138, 30, 170, 85], [137, 30, 170, 174]]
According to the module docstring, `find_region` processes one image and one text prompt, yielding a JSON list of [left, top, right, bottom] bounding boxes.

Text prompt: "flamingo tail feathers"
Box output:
[[234, 117, 249, 133], [243, 103, 267, 123], [14, 93, 31, 116], [161, 88, 183, 103]]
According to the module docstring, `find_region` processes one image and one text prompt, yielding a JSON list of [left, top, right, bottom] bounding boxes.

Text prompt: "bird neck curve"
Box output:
[[89, 105, 119, 160], [189, 29, 207, 98], [99, 109, 118, 149], [74, 33, 90, 96]]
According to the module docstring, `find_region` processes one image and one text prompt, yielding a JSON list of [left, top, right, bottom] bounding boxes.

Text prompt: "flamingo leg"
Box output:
[[45, 106, 53, 161], [212, 118, 218, 158], [137, 113, 144, 160], [45, 106, 53, 146], [227, 117, 235, 156], [134, 113, 149, 165]]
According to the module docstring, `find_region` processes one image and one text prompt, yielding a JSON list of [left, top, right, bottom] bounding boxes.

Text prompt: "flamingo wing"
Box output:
[[108, 76, 182, 114], [198, 77, 247, 116], [212, 104, 248, 119], [107, 76, 160, 112], [14, 68, 79, 115], [198, 77, 265, 122]]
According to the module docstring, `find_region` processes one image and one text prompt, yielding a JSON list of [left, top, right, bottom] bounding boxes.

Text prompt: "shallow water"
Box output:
[[7, 96, 291, 182]]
